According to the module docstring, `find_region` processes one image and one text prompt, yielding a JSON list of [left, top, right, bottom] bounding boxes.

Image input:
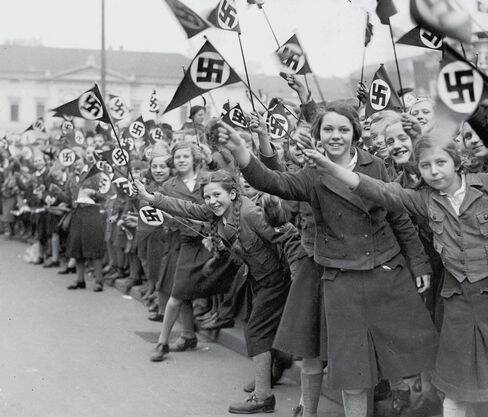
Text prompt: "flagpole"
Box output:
[[360, 46, 367, 85], [182, 66, 201, 145], [258, 5, 280, 48], [100, 0, 106, 99], [460, 42, 467, 58], [236, 33, 256, 112], [387, 22, 406, 112]]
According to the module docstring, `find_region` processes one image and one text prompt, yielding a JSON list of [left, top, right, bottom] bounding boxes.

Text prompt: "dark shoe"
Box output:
[[291, 404, 303, 417], [147, 313, 165, 322], [58, 266, 76, 275], [150, 343, 169, 362], [148, 302, 159, 313], [67, 281, 86, 290], [33, 258, 44, 265], [228, 394, 275, 414], [391, 388, 411, 416], [169, 336, 198, 352], [43, 259, 60, 268], [93, 283, 103, 292], [374, 379, 391, 402], [201, 318, 234, 331], [271, 352, 293, 384]]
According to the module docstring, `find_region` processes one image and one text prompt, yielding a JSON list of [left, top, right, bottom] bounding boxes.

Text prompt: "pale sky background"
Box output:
[[0, 0, 468, 78]]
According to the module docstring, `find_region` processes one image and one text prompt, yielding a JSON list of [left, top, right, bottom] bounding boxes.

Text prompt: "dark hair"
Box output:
[[413, 137, 462, 169], [310, 101, 362, 143], [201, 170, 242, 254], [190, 105, 205, 120]]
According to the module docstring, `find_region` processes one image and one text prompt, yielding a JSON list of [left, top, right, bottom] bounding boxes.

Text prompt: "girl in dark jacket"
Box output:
[[218, 102, 438, 417], [134, 169, 305, 414]]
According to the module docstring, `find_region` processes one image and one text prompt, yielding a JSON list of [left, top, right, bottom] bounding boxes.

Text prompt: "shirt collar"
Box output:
[[346, 148, 358, 171], [439, 174, 466, 197]]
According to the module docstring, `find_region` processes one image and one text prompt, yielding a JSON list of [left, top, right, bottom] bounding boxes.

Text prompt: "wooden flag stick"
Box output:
[[258, 5, 280, 48], [237, 33, 256, 112], [387, 22, 406, 112], [360, 46, 367, 84], [460, 42, 467, 58]]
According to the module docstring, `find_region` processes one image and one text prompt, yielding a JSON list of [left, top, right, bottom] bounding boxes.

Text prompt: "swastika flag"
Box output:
[[435, 44, 488, 146], [50, 84, 111, 124], [397, 26, 443, 50], [275, 34, 312, 76], [365, 64, 402, 119], [108, 94, 130, 120], [164, 40, 241, 114], [165, 0, 210, 38], [207, 0, 241, 33], [139, 206, 165, 226], [265, 102, 290, 141], [128, 115, 147, 139], [24, 117, 46, 133], [221, 103, 249, 129]]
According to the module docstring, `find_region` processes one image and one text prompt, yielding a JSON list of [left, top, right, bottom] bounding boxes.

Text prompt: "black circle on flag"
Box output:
[[369, 79, 391, 111], [129, 121, 146, 138], [78, 91, 104, 120], [139, 205, 165, 226], [437, 61, 483, 114], [190, 52, 230, 90], [277, 43, 306, 74]]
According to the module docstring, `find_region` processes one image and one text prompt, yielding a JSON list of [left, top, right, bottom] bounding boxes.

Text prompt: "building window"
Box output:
[[10, 102, 19, 122], [36, 102, 45, 119]]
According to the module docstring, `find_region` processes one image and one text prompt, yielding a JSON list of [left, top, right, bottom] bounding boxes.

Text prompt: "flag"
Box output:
[[164, 0, 210, 38], [376, 0, 397, 25], [97, 147, 131, 168], [107, 94, 130, 121], [128, 115, 147, 139], [275, 34, 312, 75], [364, 13, 373, 47], [164, 40, 241, 114], [207, 0, 240, 33], [435, 44, 488, 143], [365, 64, 402, 119], [50, 84, 111, 124], [24, 117, 46, 133], [221, 103, 249, 129], [63, 129, 86, 148], [266, 102, 290, 141], [410, 0, 472, 43], [397, 25, 443, 50], [148, 90, 160, 115]]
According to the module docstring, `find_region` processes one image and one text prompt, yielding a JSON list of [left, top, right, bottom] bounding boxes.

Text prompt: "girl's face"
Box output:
[[193, 109, 206, 125], [370, 121, 389, 159], [72, 159, 84, 175], [462, 123, 488, 159], [289, 127, 308, 165], [173, 147, 194, 175], [94, 135, 105, 149], [418, 146, 458, 193], [203, 182, 236, 217], [33, 156, 46, 171], [410, 100, 435, 134], [319, 112, 354, 160], [150, 156, 170, 183], [385, 122, 413, 165]]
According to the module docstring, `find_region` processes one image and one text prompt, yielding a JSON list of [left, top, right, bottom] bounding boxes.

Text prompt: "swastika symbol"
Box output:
[[149, 93, 159, 113], [420, 29, 442, 49], [130, 121, 145, 138], [267, 114, 286, 138], [196, 58, 225, 83], [230, 108, 247, 127], [62, 121, 74, 134], [152, 128, 164, 141], [112, 148, 128, 166], [370, 82, 389, 107], [444, 70, 475, 104], [78, 92, 103, 120], [218, 0, 238, 29], [109, 97, 127, 119], [35, 119, 45, 131], [279, 44, 303, 72], [58, 149, 75, 166], [142, 208, 160, 222]]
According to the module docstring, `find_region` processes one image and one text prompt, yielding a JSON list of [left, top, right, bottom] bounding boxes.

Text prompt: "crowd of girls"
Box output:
[[2, 71, 488, 417]]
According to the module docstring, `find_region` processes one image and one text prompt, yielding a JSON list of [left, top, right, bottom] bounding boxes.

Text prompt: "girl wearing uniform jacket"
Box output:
[[218, 102, 438, 417], [134, 169, 306, 415], [304, 136, 488, 417]]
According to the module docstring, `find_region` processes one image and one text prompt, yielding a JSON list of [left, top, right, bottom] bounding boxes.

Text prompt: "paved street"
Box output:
[[0, 238, 343, 417]]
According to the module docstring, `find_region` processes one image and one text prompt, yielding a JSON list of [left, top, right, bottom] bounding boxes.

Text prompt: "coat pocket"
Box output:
[[476, 210, 488, 237], [429, 210, 445, 235]]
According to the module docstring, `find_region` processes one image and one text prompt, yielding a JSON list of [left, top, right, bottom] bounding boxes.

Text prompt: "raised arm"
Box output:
[[134, 180, 213, 222], [302, 149, 429, 218], [218, 121, 313, 202]]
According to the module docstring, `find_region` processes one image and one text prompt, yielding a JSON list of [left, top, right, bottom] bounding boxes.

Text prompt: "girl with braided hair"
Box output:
[[134, 169, 306, 415]]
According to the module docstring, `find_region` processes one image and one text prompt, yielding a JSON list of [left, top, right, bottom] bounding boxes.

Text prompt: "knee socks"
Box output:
[[341, 389, 367, 417], [253, 351, 272, 400], [301, 372, 323, 417], [443, 397, 467, 417]]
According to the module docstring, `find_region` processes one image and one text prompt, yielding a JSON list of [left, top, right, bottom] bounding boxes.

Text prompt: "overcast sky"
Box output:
[[0, 0, 433, 78]]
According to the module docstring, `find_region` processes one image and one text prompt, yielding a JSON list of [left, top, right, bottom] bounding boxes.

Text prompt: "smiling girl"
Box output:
[[410, 98, 436, 136], [303, 137, 488, 417], [134, 169, 304, 414], [220, 102, 438, 417]]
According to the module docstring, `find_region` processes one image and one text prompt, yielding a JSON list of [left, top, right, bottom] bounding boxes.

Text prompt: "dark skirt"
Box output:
[[66, 205, 106, 260], [45, 211, 62, 236], [245, 273, 291, 357], [156, 230, 179, 295], [170, 235, 213, 300], [273, 256, 327, 360], [35, 211, 49, 244], [432, 272, 488, 402], [323, 253, 438, 390]]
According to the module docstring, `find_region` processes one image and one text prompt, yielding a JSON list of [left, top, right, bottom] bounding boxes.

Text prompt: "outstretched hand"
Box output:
[[217, 121, 253, 168], [301, 148, 333, 170], [357, 82, 368, 105], [401, 113, 422, 141], [133, 179, 152, 202], [281, 73, 310, 104], [248, 112, 268, 136]]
